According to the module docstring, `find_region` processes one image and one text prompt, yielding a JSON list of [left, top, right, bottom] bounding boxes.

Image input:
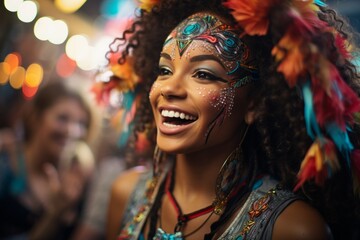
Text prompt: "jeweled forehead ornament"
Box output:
[[164, 13, 258, 86]]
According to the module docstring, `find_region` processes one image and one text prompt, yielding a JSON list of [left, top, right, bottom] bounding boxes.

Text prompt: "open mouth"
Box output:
[[161, 109, 197, 126]]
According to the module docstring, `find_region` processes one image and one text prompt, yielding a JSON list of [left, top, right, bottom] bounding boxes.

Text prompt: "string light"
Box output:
[[0, 62, 11, 85], [25, 63, 43, 87], [4, 0, 23, 12], [17, 0, 38, 23], [55, 0, 87, 14], [9, 66, 25, 89]]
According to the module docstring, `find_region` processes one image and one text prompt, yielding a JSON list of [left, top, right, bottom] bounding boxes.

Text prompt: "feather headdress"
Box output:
[[224, 0, 360, 192], [91, 52, 144, 149]]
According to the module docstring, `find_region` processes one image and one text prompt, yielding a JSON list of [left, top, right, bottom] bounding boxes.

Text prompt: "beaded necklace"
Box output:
[[155, 171, 215, 239], [154, 163, 247, 240]]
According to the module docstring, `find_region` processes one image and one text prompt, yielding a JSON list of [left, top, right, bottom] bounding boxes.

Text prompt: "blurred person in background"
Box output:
[[71, 123, 127, 240], [0, 80, 99, 240], [0, 88, 25, 167], [72, 68, 150, 240]]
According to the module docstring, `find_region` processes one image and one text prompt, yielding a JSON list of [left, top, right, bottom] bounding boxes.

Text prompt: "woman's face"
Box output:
[[149, 13, 256, 154], [35, 98, 89, 158]]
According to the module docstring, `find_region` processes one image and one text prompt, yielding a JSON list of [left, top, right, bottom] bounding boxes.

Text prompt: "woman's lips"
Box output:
[[158, 108, 198, 135]]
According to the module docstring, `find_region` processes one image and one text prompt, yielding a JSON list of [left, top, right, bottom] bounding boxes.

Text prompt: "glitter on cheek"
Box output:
[[210, 93, 219, 102], [221, 86, 236, 117], [194, 86, 236, 118], [149, 81, 162, 99], [194, 87, 224, 109]]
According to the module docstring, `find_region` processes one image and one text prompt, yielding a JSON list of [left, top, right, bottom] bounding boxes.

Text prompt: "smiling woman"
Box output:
[[151, 15, 253, 154], [106, 1, 360, 240]]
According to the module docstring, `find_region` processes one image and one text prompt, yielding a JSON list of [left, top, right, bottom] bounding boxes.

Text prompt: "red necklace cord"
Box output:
[[164, 170, 259, 234], [165, 171, 215, 232]]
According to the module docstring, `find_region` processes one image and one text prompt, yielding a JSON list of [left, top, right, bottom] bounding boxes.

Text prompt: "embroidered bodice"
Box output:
[[118, 170, 299, 240]]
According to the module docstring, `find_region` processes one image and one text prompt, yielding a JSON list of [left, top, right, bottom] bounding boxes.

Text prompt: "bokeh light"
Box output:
[[22, 84, 39, 99], [76, 46, 97, 71], [56, 54, 77, 77], [65, 35, 89, 60], [25, 63, 43, 87], [55, 0, 87, 13], [34, 17, 53, 41], [4, 53, 21, 73], [34, 17, 68, 44], [0, 62, 11, 85], [100, 0, 121, 17], [9, 66, 25, 89], [94, 36, 113, 66], [48, 20, 68, 45], [17, 0, 38, 23], [4, 0, 23, 12]]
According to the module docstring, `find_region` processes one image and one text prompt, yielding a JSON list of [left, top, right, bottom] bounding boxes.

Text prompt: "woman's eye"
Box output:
[[57, 114, 70, 123], [158, 66, 172, 76], [193, 71, 223, 81]]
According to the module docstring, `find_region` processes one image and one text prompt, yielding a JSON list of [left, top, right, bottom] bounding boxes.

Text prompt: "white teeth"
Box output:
[[161, 110, 196, 120], [163, 122, 180, 127]]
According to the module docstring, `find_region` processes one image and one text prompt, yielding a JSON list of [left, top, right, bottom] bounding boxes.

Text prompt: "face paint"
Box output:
[[195, 86, 235, 117], [154, 13, 256, 146], [149, 81, 162, 99], [194, 85, 236, 142], [164, 13, 258, 82]]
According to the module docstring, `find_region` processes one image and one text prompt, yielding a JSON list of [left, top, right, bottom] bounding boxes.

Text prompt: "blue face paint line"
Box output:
[[227, 61, 240, 75]]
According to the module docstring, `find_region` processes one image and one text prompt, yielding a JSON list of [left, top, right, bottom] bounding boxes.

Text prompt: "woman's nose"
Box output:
[[160, 74, 187, 99]]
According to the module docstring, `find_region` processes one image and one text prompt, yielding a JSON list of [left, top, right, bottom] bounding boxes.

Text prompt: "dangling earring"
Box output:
[[213, 124, 249, 215], [153, 145, 166, 178]]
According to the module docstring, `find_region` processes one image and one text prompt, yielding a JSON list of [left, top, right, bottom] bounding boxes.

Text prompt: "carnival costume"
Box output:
[[94, 0, 360, 239], [117, 169, 299, 240]]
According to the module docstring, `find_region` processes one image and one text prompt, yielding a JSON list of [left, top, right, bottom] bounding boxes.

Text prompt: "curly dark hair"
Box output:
[[112, 0, 360, 239]]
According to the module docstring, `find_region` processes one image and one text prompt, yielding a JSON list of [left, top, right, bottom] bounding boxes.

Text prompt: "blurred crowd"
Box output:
[[0, 80, 126, 240]]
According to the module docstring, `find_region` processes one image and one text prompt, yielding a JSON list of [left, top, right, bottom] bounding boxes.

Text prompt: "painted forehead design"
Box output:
[[163, 13, 258, 80]]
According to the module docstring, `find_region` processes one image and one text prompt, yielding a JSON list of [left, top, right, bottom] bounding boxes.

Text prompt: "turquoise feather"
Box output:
[[117, 91, 136, 147], [314, 0, 327, 7], [325, 123, 353, 166], [302, 82, 322, 140]]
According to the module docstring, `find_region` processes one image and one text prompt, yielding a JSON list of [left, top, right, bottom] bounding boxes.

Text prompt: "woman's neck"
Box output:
[[173, 140, 240, 200]]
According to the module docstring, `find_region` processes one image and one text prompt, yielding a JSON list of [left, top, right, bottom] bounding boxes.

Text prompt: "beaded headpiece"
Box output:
[[164, 13, 258, 81], [141, 0, 360, 192]]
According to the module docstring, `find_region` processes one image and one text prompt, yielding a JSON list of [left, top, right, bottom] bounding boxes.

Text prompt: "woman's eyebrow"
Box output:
[[189, 55, 226, 69], [160, 52, 172, 61]]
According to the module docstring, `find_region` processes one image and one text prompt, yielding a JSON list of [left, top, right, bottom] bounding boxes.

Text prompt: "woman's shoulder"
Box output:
[[273, 200, 332, 240], [111, 166, 149, 201], [222, 177, 332, 240], [107, 166, 150, 240]]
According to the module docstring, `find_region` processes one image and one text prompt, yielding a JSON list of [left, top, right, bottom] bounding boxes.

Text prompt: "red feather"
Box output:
[[335, 34, 352, 60], [312, 64, 360, 129]]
